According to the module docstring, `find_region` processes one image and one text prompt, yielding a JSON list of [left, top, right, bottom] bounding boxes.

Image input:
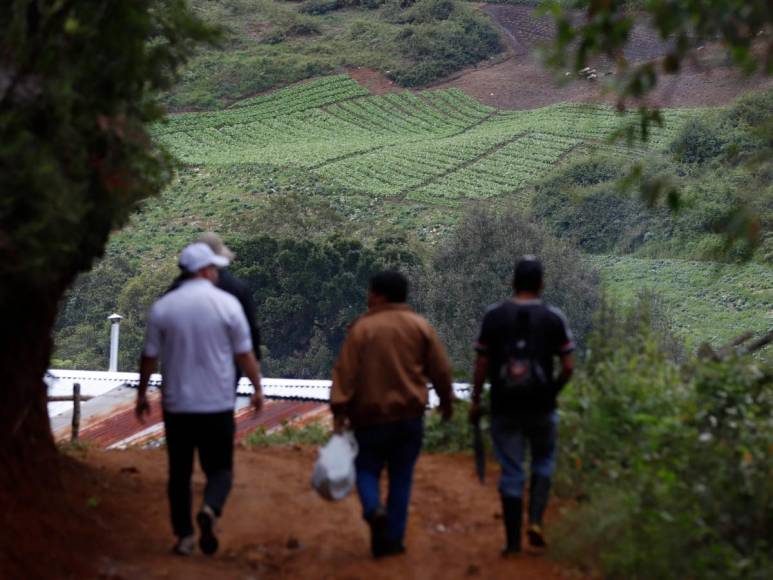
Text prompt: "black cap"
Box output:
[[513, 255, 543, 292]]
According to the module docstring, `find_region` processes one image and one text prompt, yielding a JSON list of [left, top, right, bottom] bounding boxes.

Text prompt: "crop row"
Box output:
[[155, 77, 701, 207], [154, 75, 368, 135]]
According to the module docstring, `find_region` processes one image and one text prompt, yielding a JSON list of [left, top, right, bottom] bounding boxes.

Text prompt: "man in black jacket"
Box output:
[[469, 256, 574, 555], [168, 233, 262, 374]]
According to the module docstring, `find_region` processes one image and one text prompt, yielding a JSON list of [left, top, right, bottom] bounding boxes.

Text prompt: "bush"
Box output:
[[229, 234, 420, 378], [552, 296, 773, 579], [388, 1, 502, 86], [423, 399, 474, 453], [401, 0, 456, 22], [532, 156, 676, 254], [246, 421, 330, 447], [669, 117, 726, 164], [298, 0, 342, 14], [413, 204, 600, 372]]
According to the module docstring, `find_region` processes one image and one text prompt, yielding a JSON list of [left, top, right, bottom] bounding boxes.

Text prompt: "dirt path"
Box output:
[[4, 447, 580, 579], [434, 4, 772, 110]]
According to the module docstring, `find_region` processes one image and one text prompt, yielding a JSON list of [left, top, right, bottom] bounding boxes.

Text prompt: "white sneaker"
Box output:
[[197, 504, 219, 555], [172, 534, 196, 556]]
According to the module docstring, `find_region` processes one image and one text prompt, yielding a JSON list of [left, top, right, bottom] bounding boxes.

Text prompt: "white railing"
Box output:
[[45, 369, 470, 416]]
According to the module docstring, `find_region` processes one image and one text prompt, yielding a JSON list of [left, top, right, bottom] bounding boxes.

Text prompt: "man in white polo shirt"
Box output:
[[135, 242, 263, 556]]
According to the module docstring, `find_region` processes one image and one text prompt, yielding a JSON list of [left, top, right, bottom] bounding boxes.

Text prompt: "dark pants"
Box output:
[[163, 410, 235, 538], [491, 411, 558, 499], [354, 417, 424, 544]]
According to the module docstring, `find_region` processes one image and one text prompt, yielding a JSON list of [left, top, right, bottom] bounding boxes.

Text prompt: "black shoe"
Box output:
[[366, 507, 389, 558], [379, 538, 406, 559], [196, 504, 219, 555], [528, 475, 551, 547], [527, 523, 547, 548], [500, 495, 522, 555]]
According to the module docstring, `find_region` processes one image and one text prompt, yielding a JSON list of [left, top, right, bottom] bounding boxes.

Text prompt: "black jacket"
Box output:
[[167, 270, 261, 360]]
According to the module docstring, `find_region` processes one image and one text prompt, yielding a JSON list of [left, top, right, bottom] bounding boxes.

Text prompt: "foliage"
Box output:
[[155, 78, 691, 204], [387, 0, 503, 86], [552, 296, 773, 579], [423, 399, 474, 453], [0, 0, 211, 313], [245, 420, 331, 446], [414, 205, 600, 372], [532, 155, 671, 254], [542, 0, 771, 107], [540, 0, 772, 251], [54, 79, 772, 371], [532, 91, 773, 263], [228, 234, 420, 377], [164, 0, 502, 110], [592, 255, 773, 350], [669, 117, 726, 165], [0, 0, 213, 481]]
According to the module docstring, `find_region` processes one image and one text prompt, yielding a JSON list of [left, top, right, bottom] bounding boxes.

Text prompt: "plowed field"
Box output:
[[434, 5, 773, 110]]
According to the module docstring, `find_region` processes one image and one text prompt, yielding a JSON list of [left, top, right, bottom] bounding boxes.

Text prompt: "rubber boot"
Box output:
[[500, 495, 522, 556], [365, 507, 389, 558], [527, 475, 551, 547]]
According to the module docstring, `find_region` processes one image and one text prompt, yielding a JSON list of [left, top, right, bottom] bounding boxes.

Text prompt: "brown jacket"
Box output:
[[330, 303, 453, 428]]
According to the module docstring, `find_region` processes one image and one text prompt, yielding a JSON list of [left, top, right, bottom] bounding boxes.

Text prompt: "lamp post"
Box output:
[[108, 313, 123, 372]]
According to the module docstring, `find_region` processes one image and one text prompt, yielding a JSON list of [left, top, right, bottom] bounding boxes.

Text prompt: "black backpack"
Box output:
[[498, 309, 548, 397]]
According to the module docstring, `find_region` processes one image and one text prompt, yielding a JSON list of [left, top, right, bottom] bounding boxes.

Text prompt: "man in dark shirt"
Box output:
[[168, 233, 262, 374], [469, 256, 574, 555]]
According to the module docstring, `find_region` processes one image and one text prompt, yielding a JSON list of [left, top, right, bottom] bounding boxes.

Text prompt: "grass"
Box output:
[[154, 75, 695, 208], [592, 254, 773, 349], [245, 421, 330, 447], [167, 0, 503, 110]]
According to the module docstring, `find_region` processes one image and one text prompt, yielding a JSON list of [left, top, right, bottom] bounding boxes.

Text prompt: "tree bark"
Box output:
[[0, 295, 62, 493]]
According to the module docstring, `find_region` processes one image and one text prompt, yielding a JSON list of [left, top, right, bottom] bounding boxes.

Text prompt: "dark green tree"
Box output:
[[413, 205, 601, 371], [230, 235, 420, 378], [0, 1, 211, 488]]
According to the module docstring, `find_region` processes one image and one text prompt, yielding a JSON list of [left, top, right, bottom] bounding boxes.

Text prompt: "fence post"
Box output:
[[71, 383, 81, 444]]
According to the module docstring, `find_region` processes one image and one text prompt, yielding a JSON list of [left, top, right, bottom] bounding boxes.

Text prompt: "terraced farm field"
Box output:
[[593, 255, 773, 348], [155, 75, 696, 208], [144, 76, 773, 351]]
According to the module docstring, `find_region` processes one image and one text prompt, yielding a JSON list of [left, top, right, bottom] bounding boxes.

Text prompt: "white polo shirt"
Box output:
[[143, 278, 253, 413]]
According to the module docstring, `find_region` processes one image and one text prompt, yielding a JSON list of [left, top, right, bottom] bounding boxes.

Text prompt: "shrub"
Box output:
[[413, 204, 600, 372], [229, 234, 420, 378], [298, 0, 342, 15], [388, 1, 502, 86], [552, 296, 773, 579], [532, 156, 676, 254], [281, 15, 322, 37], [669, 117, 726, 164], [246, 421, 330, 447], [423, 399, 474, 453]]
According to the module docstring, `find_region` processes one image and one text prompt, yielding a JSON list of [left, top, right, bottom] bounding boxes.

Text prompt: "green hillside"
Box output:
[[592, 255, 773, 349], [155, 75, 693, 207], [56, 75, 771, 370], [167, 0, 503, 110]]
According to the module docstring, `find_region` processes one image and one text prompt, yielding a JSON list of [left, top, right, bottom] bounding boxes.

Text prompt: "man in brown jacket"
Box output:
[[331, 271, 454, 558]]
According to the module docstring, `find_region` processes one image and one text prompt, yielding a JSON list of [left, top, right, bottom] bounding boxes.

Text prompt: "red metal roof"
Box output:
[[64, 394, 328, 449]]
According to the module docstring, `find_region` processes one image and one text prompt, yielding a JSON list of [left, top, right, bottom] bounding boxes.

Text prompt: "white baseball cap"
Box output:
[[178, 242, 230, 273]]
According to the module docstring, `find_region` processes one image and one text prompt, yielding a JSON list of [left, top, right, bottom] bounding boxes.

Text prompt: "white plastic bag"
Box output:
[[311, 432, 358, 502]]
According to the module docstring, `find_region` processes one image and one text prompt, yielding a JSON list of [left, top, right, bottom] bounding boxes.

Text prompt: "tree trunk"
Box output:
[[0, 297, 61, 493]]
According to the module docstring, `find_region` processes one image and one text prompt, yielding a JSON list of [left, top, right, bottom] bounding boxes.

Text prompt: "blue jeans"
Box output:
[[491, 411, 558, 499], [354, 417, 424, 543]]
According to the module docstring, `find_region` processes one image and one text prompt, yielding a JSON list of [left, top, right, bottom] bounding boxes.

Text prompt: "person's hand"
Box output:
[[250, 391, 264, 415], [468, 399, 482, 426], [333, 415, 348, 434], [135, 393, 150, 424], [439, 401, 453, 422]]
